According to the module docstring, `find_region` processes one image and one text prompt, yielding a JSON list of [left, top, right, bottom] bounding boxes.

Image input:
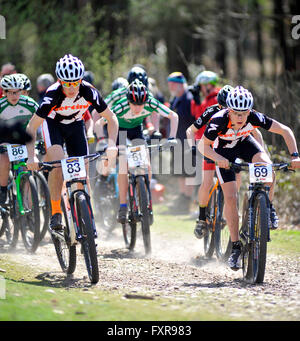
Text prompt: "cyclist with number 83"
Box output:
[[26, 54, 118, 231], [199, 86, 300, 270]]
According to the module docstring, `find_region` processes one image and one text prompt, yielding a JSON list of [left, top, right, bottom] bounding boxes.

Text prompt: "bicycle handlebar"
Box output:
[[38, 152, 106, 172], [230, 161, 294, 173]]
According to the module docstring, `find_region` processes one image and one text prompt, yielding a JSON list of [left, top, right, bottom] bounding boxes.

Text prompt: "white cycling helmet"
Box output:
[[16, 73, 32, 90], [55, 54, 85, 81], [0, 74, 24, 90], [226, 86, 254, 111]]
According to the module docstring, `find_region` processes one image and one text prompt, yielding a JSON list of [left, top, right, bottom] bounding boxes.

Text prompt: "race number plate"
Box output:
[[61, 156, 86, 181], [7, 144, 28, 162], [127, 145, 148, 169], [249, 163, 272, 183]]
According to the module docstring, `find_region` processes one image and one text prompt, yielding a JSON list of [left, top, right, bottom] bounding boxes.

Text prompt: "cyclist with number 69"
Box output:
[[200, 86, 300, 270], [25, 54, 119, 231]]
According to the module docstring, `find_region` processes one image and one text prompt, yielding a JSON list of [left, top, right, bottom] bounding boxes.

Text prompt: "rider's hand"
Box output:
[[164, 137, 178, 148], [215, 157, 230, 169], [26, 155, 40, 171], [291, 157, 300, 169]]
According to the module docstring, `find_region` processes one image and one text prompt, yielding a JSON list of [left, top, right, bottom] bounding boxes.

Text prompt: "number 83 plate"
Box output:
[[249, 163, 272, 183], [61, 156, 86, 181]]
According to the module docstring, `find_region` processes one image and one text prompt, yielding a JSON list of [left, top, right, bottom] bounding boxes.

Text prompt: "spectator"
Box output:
[[0, 62, 17, 98], [192, 70, 221, 141], [166, 72, 196, 214], [36, 73, 55, 104]]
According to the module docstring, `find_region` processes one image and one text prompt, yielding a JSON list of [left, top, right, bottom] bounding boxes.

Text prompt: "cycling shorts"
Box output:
[[203, 156, 215, 171], [42, 118, 88, 157], [215, 135, 264, 184], [117, 125, 145, 147]]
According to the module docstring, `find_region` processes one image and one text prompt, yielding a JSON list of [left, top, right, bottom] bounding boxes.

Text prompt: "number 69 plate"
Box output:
[[61, 156, 86, 181], [249, 163, 272, 183]]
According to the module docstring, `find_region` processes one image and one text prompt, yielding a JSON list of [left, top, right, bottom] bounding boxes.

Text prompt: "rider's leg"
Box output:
[[0, 153, 10, 205]]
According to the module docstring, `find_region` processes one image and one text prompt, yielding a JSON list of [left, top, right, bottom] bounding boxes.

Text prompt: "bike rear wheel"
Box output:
[[214, 189, 232, 261], [19, 173, 40, 253], [204, 189, 216, 258], [76, 192, 99, 284], [243, 193, 269, 284], [136, 176, 151, 256]]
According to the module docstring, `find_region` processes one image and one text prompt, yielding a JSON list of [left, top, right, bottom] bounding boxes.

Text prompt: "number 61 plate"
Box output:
[[249, 163, 272, 183], [61, 156, 86, 181]]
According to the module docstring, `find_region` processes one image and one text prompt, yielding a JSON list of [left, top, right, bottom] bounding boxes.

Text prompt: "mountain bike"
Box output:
[[231, 161, 293, 284], [39, 152, 104, 284], [120, 142, 166, 256], [203, 177, 231, 259], [0, 144, 42, 252]]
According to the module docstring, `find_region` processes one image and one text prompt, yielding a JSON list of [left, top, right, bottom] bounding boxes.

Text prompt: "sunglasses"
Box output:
[[61, 80, 82, 88]]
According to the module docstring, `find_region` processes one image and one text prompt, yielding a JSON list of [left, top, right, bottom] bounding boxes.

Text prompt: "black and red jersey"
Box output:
[[36, 80, 107, 124], [204, 108, 273, 149]]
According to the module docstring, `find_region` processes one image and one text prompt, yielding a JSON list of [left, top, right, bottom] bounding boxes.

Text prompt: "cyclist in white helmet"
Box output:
[[26, 54, 119, 230], [200, 86, 300, 270], [16, 73, 32, 96], [0, 74, 39, 205]]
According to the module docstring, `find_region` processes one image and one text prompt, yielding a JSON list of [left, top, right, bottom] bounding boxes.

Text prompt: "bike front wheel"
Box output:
[[136, 176, 151, 256], [76, 192, 99, 284], [243, 193, 269, 284], [19, 173, 40, 253]]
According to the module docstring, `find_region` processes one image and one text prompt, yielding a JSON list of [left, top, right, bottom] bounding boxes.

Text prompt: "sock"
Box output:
[[51, 199, 62, 215], [199, 206, 206, 221], [232, 241, 241, 250], [120, 203, 127, 208], [0, 186, 7, 193]]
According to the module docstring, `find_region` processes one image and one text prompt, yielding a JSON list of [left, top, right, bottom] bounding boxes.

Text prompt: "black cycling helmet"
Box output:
[[127, 66, 148, 87], [217, 84, 234, 107], [126, 80, 149, 105]]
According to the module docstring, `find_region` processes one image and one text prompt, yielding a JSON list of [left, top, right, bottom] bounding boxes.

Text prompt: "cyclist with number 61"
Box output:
[[199, 86, 300, 270], [26, 54, 119, 231]]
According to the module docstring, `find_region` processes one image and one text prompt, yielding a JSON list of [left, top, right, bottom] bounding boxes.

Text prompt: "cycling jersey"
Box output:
[[111, 96, 172, 129], [204, 108, 273, 149], [193, 103, 221, 130], [36, 81, 107, 124], [0, 95, 38, 128], [204, 108, 273, 184]]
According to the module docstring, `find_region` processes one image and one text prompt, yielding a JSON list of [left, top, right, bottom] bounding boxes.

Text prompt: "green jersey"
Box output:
[[0, 95, 38, 128], [111, 96, 172, 129]]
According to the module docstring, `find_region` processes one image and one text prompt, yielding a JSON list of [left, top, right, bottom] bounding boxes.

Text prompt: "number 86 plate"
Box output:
[[249, 163, 272, 183]]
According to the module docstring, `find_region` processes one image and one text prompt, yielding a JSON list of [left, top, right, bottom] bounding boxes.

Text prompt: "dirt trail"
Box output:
[[1, 226, 300, 321]]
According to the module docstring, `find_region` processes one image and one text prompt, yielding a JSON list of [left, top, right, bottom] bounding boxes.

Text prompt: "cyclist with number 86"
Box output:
[[200, 86, 300, 270], [0, 74, 38, 205]]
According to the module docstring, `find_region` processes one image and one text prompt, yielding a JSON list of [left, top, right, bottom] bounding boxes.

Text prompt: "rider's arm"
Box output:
[[167, 111, 178, 139], [251, 128, 264, 146], [26, 114, 45, 166], [97, 106, 118, 148], [186, 124, 198, 147], [200, 136, 229, 168], [268, 120, 299, 159]]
